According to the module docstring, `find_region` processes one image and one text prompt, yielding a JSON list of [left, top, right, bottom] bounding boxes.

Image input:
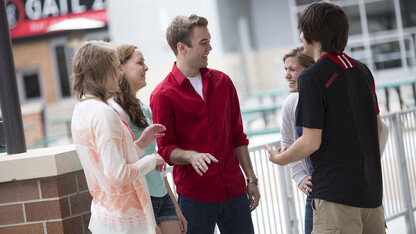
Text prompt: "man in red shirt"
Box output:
[[150, 14, 260, 234]]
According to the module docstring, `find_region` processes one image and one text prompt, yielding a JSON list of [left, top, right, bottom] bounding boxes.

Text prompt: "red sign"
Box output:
[[6, 0, 108, 39]]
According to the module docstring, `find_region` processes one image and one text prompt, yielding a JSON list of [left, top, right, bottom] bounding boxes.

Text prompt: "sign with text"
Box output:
[[6, 0, 108, 39]]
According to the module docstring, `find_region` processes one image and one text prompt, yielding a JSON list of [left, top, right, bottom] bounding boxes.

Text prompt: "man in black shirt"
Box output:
[[265, 2, 385, 233]]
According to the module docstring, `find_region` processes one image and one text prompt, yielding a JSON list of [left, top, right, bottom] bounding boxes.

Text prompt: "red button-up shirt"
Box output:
[[150, 63, 249, 202]]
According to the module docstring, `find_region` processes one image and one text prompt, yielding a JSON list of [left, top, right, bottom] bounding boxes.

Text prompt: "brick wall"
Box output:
[[0, 170, 92, 234]]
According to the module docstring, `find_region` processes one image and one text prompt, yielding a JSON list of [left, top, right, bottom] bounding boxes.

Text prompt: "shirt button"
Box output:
[[213, 135, 217, 138], [209, 119, 213, 122]]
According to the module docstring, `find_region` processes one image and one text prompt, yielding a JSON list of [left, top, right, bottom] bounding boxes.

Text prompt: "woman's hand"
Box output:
[[298, 176, 312, 196], [135, 124, 166, 149], [154, 154, 167, 172]]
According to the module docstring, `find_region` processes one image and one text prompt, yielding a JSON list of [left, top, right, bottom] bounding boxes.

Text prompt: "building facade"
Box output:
[[4, 0, 415, 146], [5, 0, 109, 145]]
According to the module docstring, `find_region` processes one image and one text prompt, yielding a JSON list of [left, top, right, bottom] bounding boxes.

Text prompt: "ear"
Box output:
[[119, 64, 125, 76], [177, 42, 187, 55]]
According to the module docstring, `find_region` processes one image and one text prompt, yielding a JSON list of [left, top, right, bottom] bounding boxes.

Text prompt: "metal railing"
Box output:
[[248, 108, 416, 234]]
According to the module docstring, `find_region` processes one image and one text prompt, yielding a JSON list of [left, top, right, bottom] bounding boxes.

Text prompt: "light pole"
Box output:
[[0, 0, 27, 154]]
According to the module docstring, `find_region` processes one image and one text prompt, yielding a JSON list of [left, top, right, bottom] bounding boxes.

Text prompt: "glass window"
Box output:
[[295, 0, 318, 6], [23, 73, 41, 99], [343, 5, 362, 35], [371, 41, 401, 70], [405, 37, 416, 67], [55, 45, 71, 97], [365, 0, 397, 33], [400, 0, 416, 27], [349, 45, 365, 59]]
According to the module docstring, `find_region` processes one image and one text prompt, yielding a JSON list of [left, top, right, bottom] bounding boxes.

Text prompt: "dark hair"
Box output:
[[111, 44, 149, 129], [298, 2, 349, 54], [72, 40, 117, 102], [166, 14, 208, 56], [283, 46, 315, 68]]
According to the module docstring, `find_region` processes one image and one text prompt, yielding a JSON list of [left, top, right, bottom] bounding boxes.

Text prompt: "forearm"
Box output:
[[104, 151, 156, 188], [270, 128, 321, 166], [235, 145, 256, 178], [170, 148, 196, 165], [279, 136, 318, 165]]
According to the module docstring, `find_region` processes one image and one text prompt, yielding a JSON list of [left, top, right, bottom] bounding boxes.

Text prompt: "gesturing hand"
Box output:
[[190, 153, 219, 176], [264, 145, 287, 165], [135, 124, 166, 149]]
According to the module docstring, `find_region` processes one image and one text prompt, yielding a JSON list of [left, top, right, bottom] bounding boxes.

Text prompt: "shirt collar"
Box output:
[[318, 52, 345, 61], [171, 62, 210, 85]]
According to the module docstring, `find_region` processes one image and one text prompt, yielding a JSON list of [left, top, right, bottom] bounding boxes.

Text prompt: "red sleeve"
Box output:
[[150, 90, 178, 166]]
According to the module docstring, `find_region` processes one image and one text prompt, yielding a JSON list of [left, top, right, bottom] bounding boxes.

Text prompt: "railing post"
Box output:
[[392, 112, 416, 234], [277, 166, 292, 234], [284, 165, 300, 234], [277, 165, 299, 234]]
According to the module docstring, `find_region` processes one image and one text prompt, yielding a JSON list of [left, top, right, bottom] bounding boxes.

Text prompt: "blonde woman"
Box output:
[[71, 40, 166, 234], [109, 44, 187, 234]]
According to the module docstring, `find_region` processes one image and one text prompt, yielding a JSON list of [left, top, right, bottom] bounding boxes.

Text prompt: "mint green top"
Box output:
[[129, 105, 167, 197]]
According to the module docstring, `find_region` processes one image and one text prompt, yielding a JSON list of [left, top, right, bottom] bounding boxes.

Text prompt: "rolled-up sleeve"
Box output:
[[150, 90, 179, 165]]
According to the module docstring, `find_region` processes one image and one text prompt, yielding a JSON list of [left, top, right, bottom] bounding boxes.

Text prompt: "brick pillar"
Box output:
[[0, 170, 92, 234]]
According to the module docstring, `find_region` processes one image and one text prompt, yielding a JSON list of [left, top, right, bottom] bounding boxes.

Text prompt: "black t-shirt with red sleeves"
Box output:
[[296, 53, 382, 208]]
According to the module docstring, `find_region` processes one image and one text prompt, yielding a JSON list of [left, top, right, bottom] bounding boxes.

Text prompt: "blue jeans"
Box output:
[[179, 193, 254, 234], [305, 195, 313, 234]]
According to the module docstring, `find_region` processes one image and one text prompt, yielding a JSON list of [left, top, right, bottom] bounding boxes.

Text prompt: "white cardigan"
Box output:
[[72, 98, 156, 234], [281, 93, 310, 186]]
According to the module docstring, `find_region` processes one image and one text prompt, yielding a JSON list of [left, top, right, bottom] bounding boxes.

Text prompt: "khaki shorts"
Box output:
[[311, 198, 385, 234]]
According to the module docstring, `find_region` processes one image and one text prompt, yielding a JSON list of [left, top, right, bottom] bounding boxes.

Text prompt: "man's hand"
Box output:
[[247, 183, 260, 211], [264, 145, 287, 165], [189, 153, 219, 176], [135, 124, 166, 149], [298, 176, 312, 196]]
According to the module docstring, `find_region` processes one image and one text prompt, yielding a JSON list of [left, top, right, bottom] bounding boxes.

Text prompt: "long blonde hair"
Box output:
[[72, 40, 118, 102]]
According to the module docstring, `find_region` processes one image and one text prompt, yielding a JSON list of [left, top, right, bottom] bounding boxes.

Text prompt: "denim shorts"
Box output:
[[151, 194, 179, 226]]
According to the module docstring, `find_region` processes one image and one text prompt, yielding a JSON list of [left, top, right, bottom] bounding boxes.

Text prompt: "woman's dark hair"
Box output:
[[111, 44, 149, 129]]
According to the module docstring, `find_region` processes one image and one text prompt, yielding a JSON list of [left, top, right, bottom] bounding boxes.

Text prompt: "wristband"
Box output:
[[246, 178, 258, 185]]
